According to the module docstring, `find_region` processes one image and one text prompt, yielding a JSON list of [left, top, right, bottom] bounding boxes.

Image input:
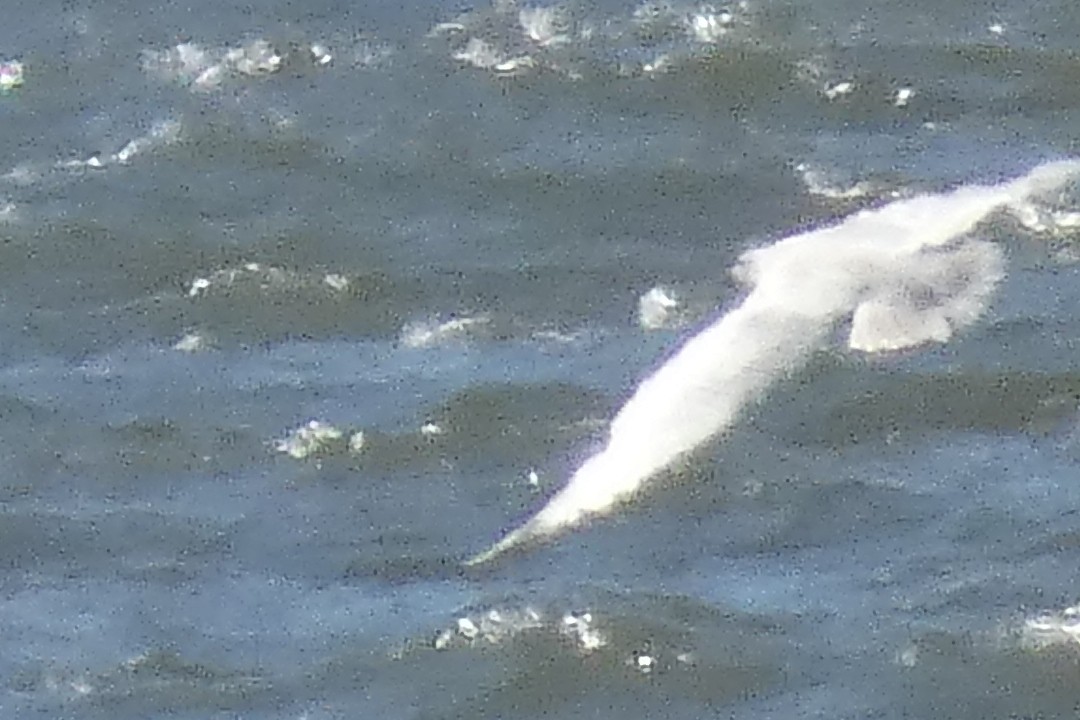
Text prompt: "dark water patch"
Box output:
[[104, 417, 234, 479], [0, 507, 233, 586], [772, 43, 1080, 128], [0, 392, 61, 480], [0, 221, 193, 309], [969, 315, 1080, 373], [301, 380, 611, 477], [12, 648, 273, 720], [752, 478, 939, 555], [344, 541, 471, 585], [934, 45, 1080, 116], [1020, 520, 1080, 562], [13, 393, 276, 498], [339, 462, 548, 586], [794, 370, 1080, 448], [428, 381, 611, 461], [172, 261, 414, 345], [896, 629, 1080, 720], [399, 589, 788, 720]]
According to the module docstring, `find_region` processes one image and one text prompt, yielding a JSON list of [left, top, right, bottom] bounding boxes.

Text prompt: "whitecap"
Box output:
[[399, 315, 490, 349], [637, 285, 682, 330], [519, 6, 570, 47], [1020, 603, 1080, 650]]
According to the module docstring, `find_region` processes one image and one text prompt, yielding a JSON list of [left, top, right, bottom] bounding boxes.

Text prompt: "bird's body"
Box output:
[[466, 159, 1080, 567]]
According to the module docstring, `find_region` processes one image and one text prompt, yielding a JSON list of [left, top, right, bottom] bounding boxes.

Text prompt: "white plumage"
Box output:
[[466, 160, 1080, 566]]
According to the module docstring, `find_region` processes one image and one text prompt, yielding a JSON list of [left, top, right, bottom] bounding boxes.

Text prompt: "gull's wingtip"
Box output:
[[461, 541, 502, 568], [462, 524, 535, 568]]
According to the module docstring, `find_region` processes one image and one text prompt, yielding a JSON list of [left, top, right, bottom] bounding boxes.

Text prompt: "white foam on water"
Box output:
[[141, 39, 283, 91], [399, 314, 491, 348], [1020, 602, 1080, 650], [638, 285, 682, 330], [519, 6, 570, 47], [453, 38, 505, 70], [795, 162, 879, 200], [465, 159, 1080, 565]]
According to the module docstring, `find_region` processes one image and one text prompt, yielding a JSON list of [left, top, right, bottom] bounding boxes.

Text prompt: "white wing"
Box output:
[[466, 160, 1080, 566]]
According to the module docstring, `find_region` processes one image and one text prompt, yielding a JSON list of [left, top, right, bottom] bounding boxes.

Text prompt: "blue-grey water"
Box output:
[[2, 1, 1080, 718]]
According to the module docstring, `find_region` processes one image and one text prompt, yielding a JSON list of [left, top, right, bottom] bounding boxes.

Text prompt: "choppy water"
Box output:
[[2, 0, 1080, 718]]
